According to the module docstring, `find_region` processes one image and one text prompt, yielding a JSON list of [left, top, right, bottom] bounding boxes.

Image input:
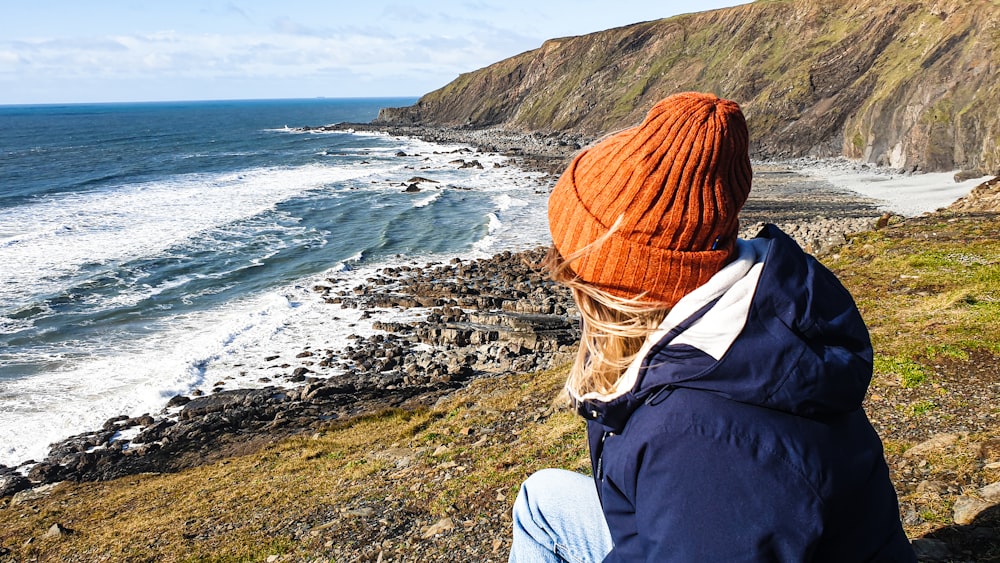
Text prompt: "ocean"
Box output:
[[0, 98, 553, 468]]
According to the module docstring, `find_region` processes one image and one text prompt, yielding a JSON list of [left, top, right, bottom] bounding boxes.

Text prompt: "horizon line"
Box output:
[[0, 95, 422, 109]]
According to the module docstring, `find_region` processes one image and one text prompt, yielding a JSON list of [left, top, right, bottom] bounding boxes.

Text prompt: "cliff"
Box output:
[[376, 0, 1000, 175]]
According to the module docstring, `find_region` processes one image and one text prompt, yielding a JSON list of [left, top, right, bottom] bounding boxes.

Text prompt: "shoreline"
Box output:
[[1, 123, 971, 495], [3, 247, 581, 490]]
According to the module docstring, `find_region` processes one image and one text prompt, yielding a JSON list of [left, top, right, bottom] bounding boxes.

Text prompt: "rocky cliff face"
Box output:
[[376, 0, 1000, 174]]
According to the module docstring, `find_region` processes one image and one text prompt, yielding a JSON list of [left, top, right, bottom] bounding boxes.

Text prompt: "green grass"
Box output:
[[875, 355, 932, 388], [830, 216, 1000, 361], [908, 400, 938, 416]]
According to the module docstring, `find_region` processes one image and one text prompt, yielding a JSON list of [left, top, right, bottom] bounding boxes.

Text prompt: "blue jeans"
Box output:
[[509, 468, 613, 563]]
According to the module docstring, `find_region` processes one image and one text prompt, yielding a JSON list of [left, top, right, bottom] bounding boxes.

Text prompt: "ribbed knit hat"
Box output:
[[548, 92, 752, 307]]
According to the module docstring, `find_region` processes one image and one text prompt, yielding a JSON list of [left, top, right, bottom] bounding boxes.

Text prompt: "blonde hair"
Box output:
[[545, 234, 670, 399]]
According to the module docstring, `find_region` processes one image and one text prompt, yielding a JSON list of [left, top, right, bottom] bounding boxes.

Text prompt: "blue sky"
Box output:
[[0, 1, 748, 105]]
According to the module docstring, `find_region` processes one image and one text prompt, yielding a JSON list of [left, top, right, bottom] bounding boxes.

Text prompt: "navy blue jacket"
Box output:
[[576, 225, 915, 562]]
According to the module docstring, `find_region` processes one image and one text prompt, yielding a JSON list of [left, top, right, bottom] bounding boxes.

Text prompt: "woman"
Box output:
[[509, 92, 915, 562]]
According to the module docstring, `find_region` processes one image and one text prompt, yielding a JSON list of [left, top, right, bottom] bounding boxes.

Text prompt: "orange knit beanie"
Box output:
[[548, 92, 752, 307]]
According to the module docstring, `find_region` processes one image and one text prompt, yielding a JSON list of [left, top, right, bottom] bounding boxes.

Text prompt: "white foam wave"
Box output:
[[486, 212, 503, 234], [496, 194, 528, 212], [332, 250, 364, 272], [340, 130, 390, 138], [472, 213, 504, 254], [0, 275, 377, 467], [0, 316, 33, 334], [102, 274, 198, 311], [0, 164, 372, 313], [412, 191, 442, 208], [468, 183, 553, 256]]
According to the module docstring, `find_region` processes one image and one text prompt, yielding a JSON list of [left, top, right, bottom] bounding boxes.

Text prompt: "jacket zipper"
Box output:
[[597, 431, 614, 481]]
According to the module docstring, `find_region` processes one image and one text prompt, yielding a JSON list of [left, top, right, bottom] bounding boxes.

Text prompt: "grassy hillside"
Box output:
[[1, 211, 999, 562], [378, 0, 1000, 175]]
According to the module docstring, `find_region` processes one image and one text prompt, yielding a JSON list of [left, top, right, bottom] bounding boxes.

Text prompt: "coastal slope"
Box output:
[[376, 0, 1000, 175]]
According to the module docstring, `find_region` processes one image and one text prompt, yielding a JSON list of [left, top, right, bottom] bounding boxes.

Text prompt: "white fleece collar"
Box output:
[[573, 237, 771, 403]]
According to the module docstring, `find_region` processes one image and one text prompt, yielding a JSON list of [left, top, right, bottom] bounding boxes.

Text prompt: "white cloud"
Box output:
[[0, 52, 22, 78], [379, 5, 434, 25], [142, 52, 173, 70], [1, 25, 519, 85], [270, 17, 331, 38]]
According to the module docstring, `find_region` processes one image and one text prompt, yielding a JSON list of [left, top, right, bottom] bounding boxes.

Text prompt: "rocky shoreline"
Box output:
[[0, 125, 888, 499], [0, 247, 580, 496]]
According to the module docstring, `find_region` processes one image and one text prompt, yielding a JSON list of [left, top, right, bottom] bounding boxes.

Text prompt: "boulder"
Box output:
[[0, 467, 31, 497]]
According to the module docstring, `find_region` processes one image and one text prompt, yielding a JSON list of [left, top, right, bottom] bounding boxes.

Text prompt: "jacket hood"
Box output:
[[578, 224, 873, 432]]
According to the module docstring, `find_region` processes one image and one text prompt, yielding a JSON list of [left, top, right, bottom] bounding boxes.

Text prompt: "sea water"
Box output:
[[0, 99, 552, 467]]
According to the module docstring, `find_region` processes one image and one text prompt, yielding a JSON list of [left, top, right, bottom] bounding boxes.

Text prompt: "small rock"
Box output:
[[902, 507, 923, 527], [11, 482, 59, 506], [44, 523, 72, 539], [432, 445, 450, 456], [916, 480, 945, 497], [954, 170, 983, 182], [0, 470, 31, 497], [953, 495, 993, 525], [166, 395, 191, 408], [980, 480, 1000, 502], [310, 520, 338, 533], [904, 433, 961, 457], [421, 517, 455, 539]]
